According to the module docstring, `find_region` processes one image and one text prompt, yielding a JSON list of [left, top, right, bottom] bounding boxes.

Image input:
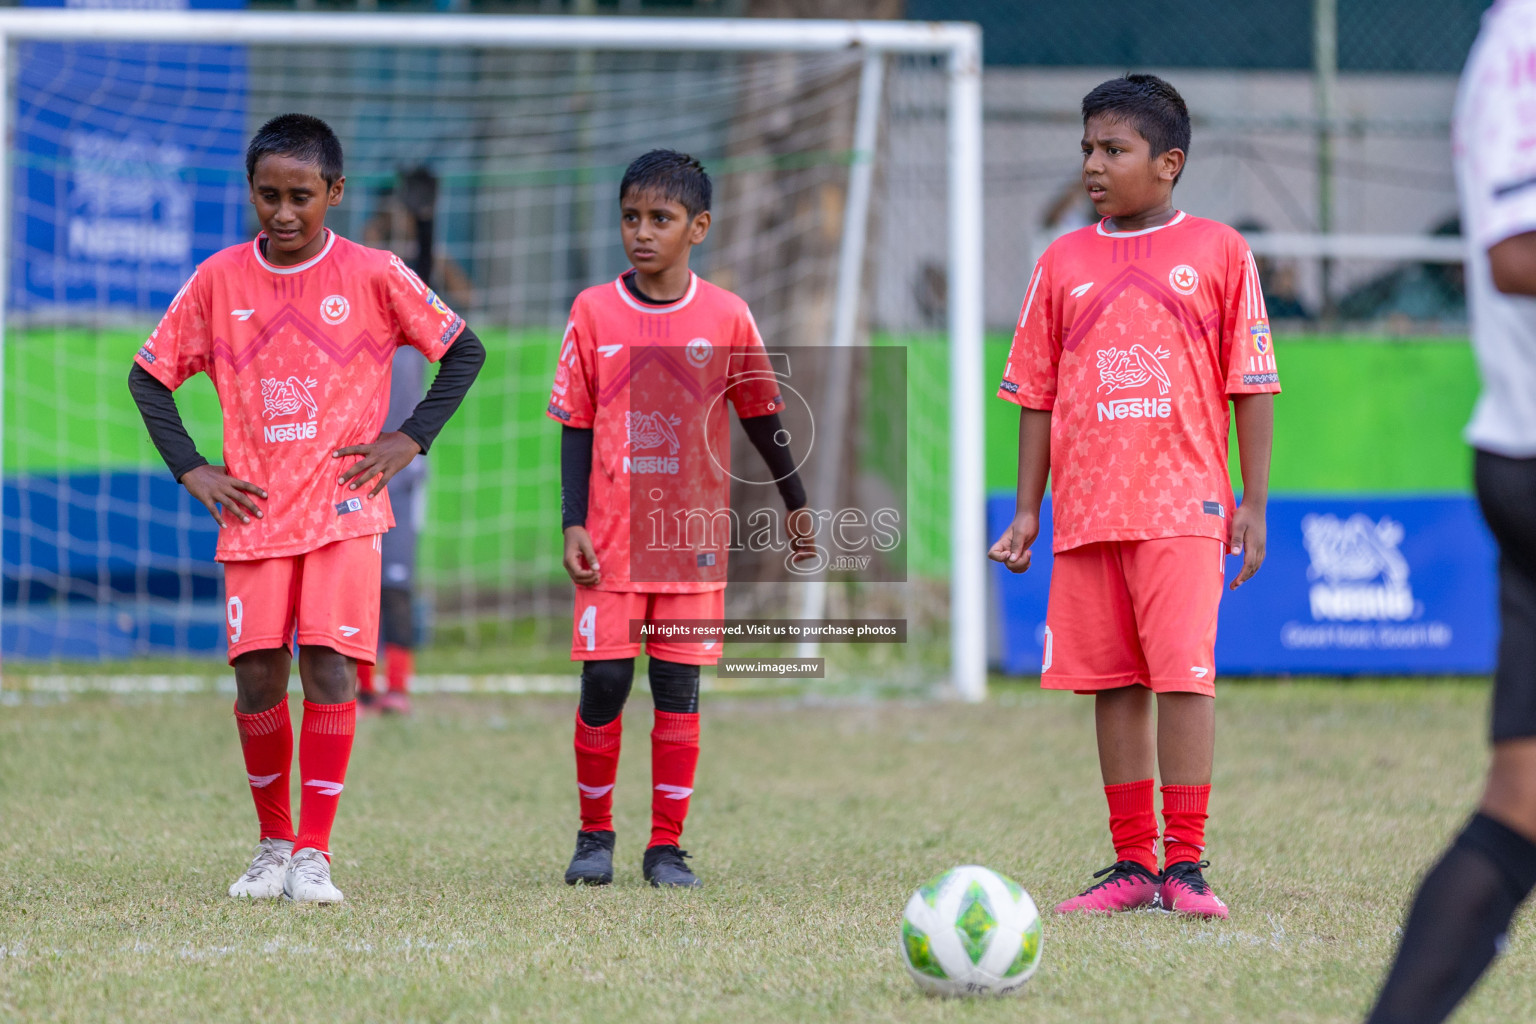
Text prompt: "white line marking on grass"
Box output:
[[2, 673, 798, 696], [4, 675, 581, 695]]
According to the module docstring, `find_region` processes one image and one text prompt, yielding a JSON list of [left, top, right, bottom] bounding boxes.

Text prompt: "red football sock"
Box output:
[[294, 700, 356, 859], [649, 710, 700, 849], [1104, 779, 1159, 872], [234, 698, 295, 843], [356, 661, 376, 695], [574, 712, 622, 833], [1161, 783, 1212, 867], [384, 643, 413, 694]]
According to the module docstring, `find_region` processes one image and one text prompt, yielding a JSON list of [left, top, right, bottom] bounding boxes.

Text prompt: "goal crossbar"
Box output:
[[0, 10, 975, 53], [0, 11, 988, 702]]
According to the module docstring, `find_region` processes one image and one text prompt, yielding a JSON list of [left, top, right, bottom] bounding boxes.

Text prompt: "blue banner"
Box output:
[[988, 495, 1500, 676], [12, 0, 248, 313]]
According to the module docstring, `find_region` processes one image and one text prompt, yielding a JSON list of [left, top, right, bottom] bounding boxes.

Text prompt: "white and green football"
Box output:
[[899, 865, 1042, 997]]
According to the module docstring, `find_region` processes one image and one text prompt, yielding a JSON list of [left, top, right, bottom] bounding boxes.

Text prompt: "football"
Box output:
[[899, 865, 1043, 997]]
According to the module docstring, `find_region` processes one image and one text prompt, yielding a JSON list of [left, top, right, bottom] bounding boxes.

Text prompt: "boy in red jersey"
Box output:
[[128, 114, 484, 903], [989, 75, 1277, 917], [547, 150, 815, 888]]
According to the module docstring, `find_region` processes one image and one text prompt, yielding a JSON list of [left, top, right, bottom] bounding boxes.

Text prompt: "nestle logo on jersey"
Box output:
[[1097, 396, 1172, 421], [625, 456, 680, 474], [264, 421, 318, 443]]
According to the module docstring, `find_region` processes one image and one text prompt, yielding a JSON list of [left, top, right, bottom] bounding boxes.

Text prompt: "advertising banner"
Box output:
[[988, 495, 1499, 676], [12, 0, 248, 313]]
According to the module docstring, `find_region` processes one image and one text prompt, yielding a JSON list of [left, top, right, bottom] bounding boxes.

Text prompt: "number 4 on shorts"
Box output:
[[578, 604, 596, 652]]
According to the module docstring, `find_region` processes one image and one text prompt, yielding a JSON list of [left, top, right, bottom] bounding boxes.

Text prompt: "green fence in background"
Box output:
[[4, 329, 1481, 585]]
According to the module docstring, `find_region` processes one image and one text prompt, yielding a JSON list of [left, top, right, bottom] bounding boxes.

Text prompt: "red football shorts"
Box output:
[[222, 533, 383, 665], [571, 586, 726, 665], [1041, 536, 1226, 697]]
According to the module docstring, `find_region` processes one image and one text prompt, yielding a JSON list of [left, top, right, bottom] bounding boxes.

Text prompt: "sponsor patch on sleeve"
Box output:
[[999, 379, 1020, 394], [1242, 372, 1279, 386], [1202, 500, 1225, 518], [136, 346, 156, 364], [547, 401, 572, 422], [335, 497, 363, 516]]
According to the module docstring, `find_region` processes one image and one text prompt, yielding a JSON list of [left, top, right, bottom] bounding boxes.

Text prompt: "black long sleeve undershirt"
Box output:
[[397, 326, 486, 454], [560, 411, 806, 530], [561, 426, 595, 529], [127, 325, 487, 481], [127, 363, 208, 482], [739, 412, 808, 511]]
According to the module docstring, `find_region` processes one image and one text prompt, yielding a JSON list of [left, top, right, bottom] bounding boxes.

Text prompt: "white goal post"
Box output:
[[0, 10, 989, 700]]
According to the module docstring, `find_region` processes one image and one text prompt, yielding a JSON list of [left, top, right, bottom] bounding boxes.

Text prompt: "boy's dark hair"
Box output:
[[1081, 74, 1191, 184], [246, 113, 344, 185], [619, 149, 711, 218]]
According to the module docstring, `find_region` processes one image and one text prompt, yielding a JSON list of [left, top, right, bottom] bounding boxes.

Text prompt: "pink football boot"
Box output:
[[1160, 860, 1229, 918], [1054, 860, 1162, 914]]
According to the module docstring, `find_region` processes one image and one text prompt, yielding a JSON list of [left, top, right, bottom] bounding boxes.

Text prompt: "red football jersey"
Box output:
[[997, 212, 1281, 552], [546, 271, 782, 593], [135, 229, 466, 561]]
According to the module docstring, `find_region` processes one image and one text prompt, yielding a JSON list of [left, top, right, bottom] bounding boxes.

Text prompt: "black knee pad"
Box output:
[[579, 658, 635, 726], [648, 657, 700, 715], [380, 586, 414, 647]]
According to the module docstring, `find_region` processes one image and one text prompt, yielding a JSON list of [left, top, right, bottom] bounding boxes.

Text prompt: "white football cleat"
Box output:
[[283, 847, 345, 904], [228, 838, 294, 899]]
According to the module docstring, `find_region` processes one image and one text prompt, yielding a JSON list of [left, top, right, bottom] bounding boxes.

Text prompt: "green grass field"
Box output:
[[1, 680, 1531, 1023]]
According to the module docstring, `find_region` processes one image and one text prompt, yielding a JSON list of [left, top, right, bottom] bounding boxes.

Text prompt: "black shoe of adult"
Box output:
[[642, 845, 702, 888], [564, 830, 615, 885]]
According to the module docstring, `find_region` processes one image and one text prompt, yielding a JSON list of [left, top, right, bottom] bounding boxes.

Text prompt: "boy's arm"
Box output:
[[739, 411, 816, 563], [739, 412, 806, 511], [560, 425, 601, 586], [336, 325, 486, 496], [127, 364, 265, 527], [987, 407, 1051, 573], [128, 363, 209, 481], [1229, 392, 1273, 589]]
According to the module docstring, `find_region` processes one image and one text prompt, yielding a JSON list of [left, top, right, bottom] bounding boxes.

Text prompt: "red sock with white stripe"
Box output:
[[1104, 779, 1159, 873], [574, 712, 622, 832], [1161, 783, 1212, 867], [294, 700, 356, 858], [385, 643, 413, 694], [649, 711, 700, 849], [234, 698, 295, 843]]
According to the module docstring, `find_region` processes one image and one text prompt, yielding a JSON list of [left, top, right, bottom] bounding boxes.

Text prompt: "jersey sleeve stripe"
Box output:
[[1018, 261, 1045, 329], [1245, 250, 1267, 320]]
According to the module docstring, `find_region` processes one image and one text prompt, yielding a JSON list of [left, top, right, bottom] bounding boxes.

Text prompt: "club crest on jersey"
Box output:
[[426, 290, 451, 317], [1250, 322, 1271, 354], [320, 294, 350, 325], [1169, 264, 1199, 295], [686, 337, 713, 368], [261, 376, 320, 443], [625, 409, 682, 474]]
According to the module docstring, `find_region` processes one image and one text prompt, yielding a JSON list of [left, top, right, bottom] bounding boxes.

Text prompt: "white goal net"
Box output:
[[0, 12, 985, 696]]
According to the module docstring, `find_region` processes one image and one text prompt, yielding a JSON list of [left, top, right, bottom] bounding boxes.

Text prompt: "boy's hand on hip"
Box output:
[[333, 431, 422, 498], [563, 525, 601, 586], [1229, 504, 1266, 589], [182, 464, 265, 528], [987, 512, 1039, 574]]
